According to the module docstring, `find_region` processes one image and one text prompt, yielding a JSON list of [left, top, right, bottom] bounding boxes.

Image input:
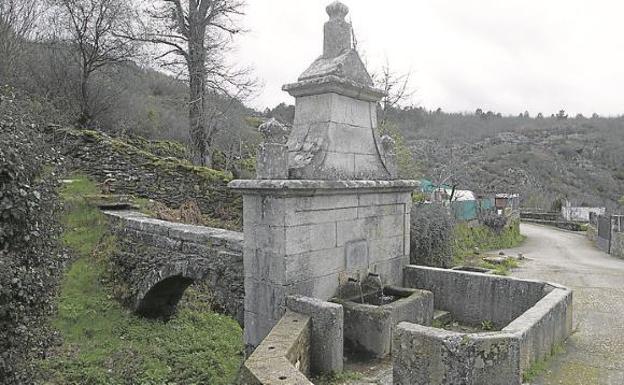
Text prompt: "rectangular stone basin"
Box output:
[[394, 266, 574, 385], [334, 286, 433, 358]]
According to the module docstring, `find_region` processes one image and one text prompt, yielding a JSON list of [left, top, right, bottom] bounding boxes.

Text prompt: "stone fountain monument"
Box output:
[[229, 0, 418, 350]]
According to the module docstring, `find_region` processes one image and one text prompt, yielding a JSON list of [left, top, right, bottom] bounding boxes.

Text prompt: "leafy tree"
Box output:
[[556, 109, 568, 120], [267, 102, 295, 125]]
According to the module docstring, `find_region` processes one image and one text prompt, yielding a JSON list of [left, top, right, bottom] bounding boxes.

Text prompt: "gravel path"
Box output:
[[504, 223, 624, 385]]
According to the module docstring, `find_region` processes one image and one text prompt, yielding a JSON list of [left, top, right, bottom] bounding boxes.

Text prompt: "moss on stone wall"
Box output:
[[53, 127, 242, 229]]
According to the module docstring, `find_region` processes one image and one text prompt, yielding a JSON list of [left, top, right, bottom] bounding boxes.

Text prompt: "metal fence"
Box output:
[[596, 215, 624, 253], [450, 198, 495, 222]]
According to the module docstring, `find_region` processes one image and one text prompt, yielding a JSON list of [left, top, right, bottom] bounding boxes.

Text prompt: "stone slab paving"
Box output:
[[504, 223, 624, 385], [342, 357, 392, 385]]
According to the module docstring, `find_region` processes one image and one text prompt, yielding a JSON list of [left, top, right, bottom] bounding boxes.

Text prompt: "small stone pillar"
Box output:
[[256, 119, 289, 180], [229, 1, 417, 355], [381, 135, 398, 180]]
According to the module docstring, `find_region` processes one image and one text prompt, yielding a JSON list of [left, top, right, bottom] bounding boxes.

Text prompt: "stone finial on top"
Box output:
[[324, 1, 352, 58], [258, 118, 289, 145], [257, 119, 289, 180], [326, 1, 349, 20]]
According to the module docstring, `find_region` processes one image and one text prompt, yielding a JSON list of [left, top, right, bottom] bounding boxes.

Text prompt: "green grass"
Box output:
[[313, 371, 364, 385], [41, 174, 243, 385], [453, 220, 525, 267], [59, 175, 108, 257], [480, 258, 520, 276], [522, 344, 565, 382]]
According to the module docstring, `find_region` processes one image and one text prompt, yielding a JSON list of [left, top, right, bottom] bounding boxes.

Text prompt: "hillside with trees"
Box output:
[[391, 107, 624, 211]]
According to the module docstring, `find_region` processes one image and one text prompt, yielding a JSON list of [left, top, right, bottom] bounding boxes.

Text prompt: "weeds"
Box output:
[[522, 343, 565, 382], [41, 175, 243, 385]]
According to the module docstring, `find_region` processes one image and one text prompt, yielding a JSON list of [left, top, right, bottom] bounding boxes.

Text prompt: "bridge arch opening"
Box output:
[[137, 275, 195, 320]]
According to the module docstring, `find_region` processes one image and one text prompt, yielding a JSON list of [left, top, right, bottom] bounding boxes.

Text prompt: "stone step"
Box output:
[[433, 309, 452, 325]]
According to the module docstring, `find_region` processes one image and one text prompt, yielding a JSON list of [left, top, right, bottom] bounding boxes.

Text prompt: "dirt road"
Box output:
[[506, 223, 624, 385]]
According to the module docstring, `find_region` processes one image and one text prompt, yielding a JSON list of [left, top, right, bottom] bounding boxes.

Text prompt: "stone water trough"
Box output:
[[333, 275, 433, 358], [393, 266, 574, 385]]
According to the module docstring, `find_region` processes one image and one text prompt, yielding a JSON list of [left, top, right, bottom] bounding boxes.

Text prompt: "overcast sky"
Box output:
[[234, 0, 624, 116]]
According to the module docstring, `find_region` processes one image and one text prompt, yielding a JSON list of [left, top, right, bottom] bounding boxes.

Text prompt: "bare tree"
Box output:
[[126, 0, 256, 166], [374, 59, 415, 126], [0, 0, 43, 81], [50, 0, 138, 126]]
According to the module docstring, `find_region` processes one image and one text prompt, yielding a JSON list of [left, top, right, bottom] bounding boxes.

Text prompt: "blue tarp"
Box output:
[[451, 198, 495, 221]]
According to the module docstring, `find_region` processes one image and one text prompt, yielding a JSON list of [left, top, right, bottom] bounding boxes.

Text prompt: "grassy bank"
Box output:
[[453, 219, 525, 275], [40, 175, 243, 385]]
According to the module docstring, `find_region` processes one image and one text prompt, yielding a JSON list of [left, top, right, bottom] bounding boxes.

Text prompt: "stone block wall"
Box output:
[[286, 296, 344, 374], [234, 181, 414, 348], [611, 232, 624, 259], [288, 93, 388, 180], [394, 323, 522, 385], [55, 127, 242, 224], [561, 206, 606, 223], [520, 212, 560, 221], [587, 224, 598, 242], [105, 211, 244, 324]]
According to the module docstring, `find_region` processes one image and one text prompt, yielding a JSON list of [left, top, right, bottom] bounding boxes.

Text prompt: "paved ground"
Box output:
[[347, 223, 624, 385], [504, 223, 624, 385]]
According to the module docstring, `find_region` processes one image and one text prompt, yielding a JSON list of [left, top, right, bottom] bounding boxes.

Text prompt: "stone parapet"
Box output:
[[104, 210, 245, 323], [286, 296, 344, 374], [242, 311, 314, 385]]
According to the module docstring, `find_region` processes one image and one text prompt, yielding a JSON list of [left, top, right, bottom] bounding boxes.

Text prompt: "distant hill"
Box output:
[[390, 107, 624, 211]]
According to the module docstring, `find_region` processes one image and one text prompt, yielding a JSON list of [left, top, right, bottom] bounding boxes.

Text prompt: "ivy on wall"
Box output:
[[0, 88, 66, 384]]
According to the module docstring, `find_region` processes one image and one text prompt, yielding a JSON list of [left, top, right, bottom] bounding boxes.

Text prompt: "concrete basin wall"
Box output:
[[393, 323, 522, 385], [242, 311, 314, 385], [503, 283, 573, 371], [395, 266, 574, 384], [403, 265, 550, 329], [339, 287, 433, 358]]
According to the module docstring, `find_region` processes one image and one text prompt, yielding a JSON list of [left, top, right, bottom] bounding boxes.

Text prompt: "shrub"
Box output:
[[479, 211, 508, 234], [0, 87, 65, 384], [410, 203, 455, 268]]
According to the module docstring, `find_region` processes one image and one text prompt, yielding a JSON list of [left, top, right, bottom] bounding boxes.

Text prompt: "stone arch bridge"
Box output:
[[104, 210, 244, 324]]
